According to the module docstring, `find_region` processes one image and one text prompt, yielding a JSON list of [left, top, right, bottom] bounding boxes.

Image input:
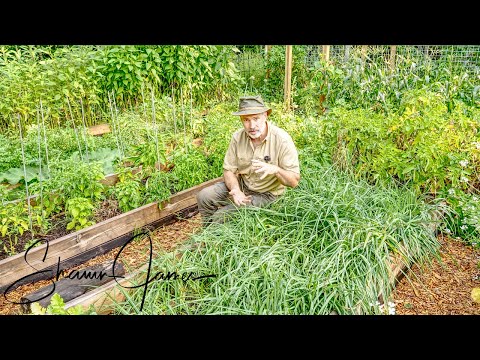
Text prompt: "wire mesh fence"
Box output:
[[235, 45, 480, 76]]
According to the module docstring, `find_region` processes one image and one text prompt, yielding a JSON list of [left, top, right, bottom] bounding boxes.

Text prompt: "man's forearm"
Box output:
[[275, 167, 300, 188], [224, 170, 241, 192]]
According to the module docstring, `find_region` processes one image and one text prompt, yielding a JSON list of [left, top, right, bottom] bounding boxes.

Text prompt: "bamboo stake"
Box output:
[[66, 97, 84, 162], [79, 98, 90, 162], [189, 81, 193, 135], [171, 85, 177, 136], [141, 82, 147, 120], [39, 99, 50, 175], [111, 92, 126, 158], [180, 86, 187, 150], [150, 86, 161, 167], [36, 108, 43, 212], [107, 91, 123, 160], [17, 114, 34, 238]]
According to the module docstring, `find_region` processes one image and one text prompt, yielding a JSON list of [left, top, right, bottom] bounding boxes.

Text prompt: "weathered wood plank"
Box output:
[[87, 124, 111, 136], [0, 177, 222, 292], [284, 45, 293, 110], [21, 260, 125, 312], [5, 203, 198, 293]]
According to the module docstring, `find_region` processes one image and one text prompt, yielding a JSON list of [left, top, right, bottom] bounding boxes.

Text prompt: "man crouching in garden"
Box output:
[[196, 95, 300, 226]]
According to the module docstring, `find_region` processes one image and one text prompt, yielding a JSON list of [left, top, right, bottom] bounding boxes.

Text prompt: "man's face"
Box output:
[[240, 112, 267, 139]]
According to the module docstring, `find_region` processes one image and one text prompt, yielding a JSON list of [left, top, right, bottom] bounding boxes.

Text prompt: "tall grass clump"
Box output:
[[113, 158, 441, 315]]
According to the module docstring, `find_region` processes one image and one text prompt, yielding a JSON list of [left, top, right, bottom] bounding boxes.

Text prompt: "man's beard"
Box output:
[[247, 122, 266, 139]]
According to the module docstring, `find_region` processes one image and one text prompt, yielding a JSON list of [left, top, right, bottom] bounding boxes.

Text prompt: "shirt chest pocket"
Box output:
[[237, 156, 252, 174]]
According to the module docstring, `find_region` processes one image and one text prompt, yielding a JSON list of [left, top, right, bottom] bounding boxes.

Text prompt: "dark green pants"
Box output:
[[196, 180, 278, 225]]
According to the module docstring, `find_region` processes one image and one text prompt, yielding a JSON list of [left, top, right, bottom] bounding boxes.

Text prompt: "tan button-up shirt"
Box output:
[[223, 121, 300, 196]]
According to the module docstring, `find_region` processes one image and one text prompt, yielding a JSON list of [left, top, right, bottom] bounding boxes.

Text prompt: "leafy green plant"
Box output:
[[126, 137, 166, 169], [294, 57, 341, 115], [170, 145, 210, 192], [109, 168, 145, 212], [0, 165, 42, 185], [0, 202, 30, 254], [319, 91, 480, 195], [201, 102, 241, 177], [94, 45, 242, 109], [0, 46, 100, 130], [71, 147, 121, 175], [0, 184, 8, 205], [441, 187, 480, 247], [30, 293, 97, 315], [23, 237, 43, 251], [65, 197, 95, 231], [260, 46, 311, 103], [41, 193, 63, 218], [0, 134, 24, 172], [43, 158, 105, 202], [145, 170, 173, 204]]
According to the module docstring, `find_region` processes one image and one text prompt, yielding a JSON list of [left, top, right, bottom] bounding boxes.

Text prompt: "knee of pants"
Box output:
[[196, 184, 222, 206], [196, 187, 210, 207]]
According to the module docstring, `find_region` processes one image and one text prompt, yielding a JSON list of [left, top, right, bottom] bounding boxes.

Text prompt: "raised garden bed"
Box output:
[[0, 177, 222, 310], [0, 177, 448, 315]]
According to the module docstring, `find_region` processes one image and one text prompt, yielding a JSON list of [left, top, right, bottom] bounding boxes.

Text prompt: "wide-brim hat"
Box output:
[[232, 95, 272, 116]]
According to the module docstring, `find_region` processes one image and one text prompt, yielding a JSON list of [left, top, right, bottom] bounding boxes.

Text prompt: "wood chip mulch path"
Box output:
[[0, 214, 203, 315], [392, 234, 480, 315]]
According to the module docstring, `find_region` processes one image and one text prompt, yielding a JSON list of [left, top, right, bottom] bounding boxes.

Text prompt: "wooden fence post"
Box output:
[[284, 45, 293, 111], [389, 45, 397, 71], [322, 45, 330, 62]]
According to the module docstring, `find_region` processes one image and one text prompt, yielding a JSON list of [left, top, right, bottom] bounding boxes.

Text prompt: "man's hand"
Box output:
[[251, 160, 279, 180], [229, 188, 252, 206]]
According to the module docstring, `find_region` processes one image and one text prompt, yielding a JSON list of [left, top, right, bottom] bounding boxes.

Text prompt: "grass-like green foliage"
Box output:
[[113, 158, 440, 315]]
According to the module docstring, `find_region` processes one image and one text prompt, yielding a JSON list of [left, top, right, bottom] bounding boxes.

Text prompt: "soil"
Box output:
[[392, 234, 480, 315]]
